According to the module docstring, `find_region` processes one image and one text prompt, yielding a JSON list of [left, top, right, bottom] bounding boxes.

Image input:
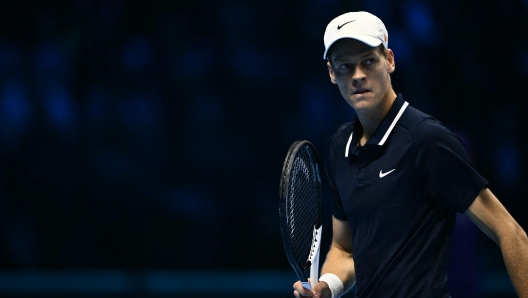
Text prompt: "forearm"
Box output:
[[321, 245, 356, 292], [500, 225, 528, 298]]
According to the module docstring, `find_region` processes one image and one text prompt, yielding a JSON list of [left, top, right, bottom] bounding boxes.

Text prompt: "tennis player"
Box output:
[[293, 11, 528, 298]]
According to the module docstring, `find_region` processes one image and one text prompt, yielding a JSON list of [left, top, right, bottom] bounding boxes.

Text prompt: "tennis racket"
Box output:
[[279, 140, 323, 290]]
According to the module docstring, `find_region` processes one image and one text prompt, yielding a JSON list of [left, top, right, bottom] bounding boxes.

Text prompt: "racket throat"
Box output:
[[307, 225, 323, 265], [302, 261, 312, 271]]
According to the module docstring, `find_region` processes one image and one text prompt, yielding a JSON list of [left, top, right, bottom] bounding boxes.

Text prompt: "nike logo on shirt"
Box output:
[[379, 169, 395, 178]]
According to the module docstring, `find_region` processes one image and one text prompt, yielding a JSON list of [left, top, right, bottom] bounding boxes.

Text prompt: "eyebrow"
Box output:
[[359, 50, 377, 58], [333, 49, 377, 63]]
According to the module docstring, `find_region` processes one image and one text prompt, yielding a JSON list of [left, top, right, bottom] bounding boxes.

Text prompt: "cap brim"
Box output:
[[323, 35, 382, 59]]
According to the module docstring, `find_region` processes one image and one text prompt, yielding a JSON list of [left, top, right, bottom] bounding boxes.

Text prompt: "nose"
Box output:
[[352, 67, 366, 85]]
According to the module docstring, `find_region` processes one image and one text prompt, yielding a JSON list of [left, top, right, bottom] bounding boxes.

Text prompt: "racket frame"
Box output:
[[279, 140, 323, 290]]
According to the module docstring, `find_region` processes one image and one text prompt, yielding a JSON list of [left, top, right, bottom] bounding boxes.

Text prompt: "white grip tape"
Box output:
[[301, 281, 311, 290], [319, 273, 344, 298]]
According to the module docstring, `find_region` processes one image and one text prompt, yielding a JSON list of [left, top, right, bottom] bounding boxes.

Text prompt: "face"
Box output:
[[327, 39, 395, 112]]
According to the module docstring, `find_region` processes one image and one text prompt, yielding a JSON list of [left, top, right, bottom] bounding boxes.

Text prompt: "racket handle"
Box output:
[[301, 281, 312, 290]]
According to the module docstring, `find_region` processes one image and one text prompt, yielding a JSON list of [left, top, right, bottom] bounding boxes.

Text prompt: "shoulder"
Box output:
[[397, 105, 433, 132], [398, 105, 458, 144], [324, 121, 354, 162], [414, 118, 461, 147], [329, 121, 354, 145], [326, 121, 354, 153], [400, 107, 467, 156]]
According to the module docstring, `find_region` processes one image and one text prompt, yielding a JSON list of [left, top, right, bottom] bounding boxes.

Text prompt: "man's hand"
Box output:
[[292, 217, 355, 298], [293, 280, 332, 298]]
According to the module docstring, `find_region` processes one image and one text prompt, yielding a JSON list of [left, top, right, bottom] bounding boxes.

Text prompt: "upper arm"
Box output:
[[331, 216, 353, 253], [466, 188, 522, 245]]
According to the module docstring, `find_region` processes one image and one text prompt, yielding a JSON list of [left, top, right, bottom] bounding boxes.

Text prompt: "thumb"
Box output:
[[311, 281, 332, 298]]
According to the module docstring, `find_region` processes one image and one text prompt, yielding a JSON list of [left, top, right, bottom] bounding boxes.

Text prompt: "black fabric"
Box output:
[[324, 94, 488, 298]]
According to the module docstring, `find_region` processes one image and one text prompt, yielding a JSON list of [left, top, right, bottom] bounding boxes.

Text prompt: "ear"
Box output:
[[327, 61, 337, 84], [386, 49, 395, 73]]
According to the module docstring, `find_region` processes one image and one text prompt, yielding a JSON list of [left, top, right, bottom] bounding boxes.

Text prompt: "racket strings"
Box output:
[[287, 145, 321, 267]]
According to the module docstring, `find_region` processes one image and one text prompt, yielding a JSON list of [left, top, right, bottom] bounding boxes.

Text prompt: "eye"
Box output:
[[364, 58, 375, 65], [338, 63, 350, 70]]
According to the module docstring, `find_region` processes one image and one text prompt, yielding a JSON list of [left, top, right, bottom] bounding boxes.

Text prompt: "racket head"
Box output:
[[279, 140, 323, 283]]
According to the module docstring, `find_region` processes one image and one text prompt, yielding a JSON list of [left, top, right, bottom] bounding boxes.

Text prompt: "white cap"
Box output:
[[323, 11, 388, 59]]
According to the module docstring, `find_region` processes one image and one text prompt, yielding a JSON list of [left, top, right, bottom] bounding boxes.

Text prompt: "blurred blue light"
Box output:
[[123, 36, 153, 71], [404, 1, 435, 44], [482, 270, 516, 295], [42, 83, 76, 131], [187, 92, 225, 126], [174, 38, 215, 79], [232, 45, 271, 80], [364, 0, 391, 21], [301, 81, 333, 134], [0, 270, 297, 294], [34, 42, 67, 76], [118, 93, 157, 129], [389, 28, 412, 66], [496, 143, 520, 190], [85, 83, 111, 127], [94, 150, 138, 186], [164, 187, 216, 222], [1, 79, 32, 130], [0, 270, 130, 292], [145, 270, 296, 293], [0, 269, 514, 295]]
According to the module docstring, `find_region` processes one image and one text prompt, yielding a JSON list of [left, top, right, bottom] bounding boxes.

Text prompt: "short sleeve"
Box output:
[[413, 118, 488, 213], [324, 134, 348, 220]]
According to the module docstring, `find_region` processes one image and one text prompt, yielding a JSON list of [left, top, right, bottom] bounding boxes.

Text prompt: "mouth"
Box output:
[[353, 88, 371, 95]]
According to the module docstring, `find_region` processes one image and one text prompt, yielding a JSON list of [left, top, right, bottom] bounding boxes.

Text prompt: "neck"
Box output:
[[356, 88, 397, 145]]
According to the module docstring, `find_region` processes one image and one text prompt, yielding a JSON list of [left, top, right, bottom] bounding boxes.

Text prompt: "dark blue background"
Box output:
[[0, 0, 526, 297]]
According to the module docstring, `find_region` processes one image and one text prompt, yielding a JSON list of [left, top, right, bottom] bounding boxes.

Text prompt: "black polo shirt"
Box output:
[[324, 94, 488, 298]]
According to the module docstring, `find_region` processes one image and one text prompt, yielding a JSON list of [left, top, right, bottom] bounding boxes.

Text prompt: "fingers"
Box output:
[[293, 280, 313, 297], [293, 280, 333, 298]]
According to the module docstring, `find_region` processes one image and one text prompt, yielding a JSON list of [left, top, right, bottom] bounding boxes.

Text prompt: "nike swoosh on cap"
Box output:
[[337, 20, 355, 30], [379, 169, 395, 178]]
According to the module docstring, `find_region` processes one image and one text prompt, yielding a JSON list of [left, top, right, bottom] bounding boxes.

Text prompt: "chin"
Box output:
[[347, 101, 368, 112], [347, 97, 373, 111]]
